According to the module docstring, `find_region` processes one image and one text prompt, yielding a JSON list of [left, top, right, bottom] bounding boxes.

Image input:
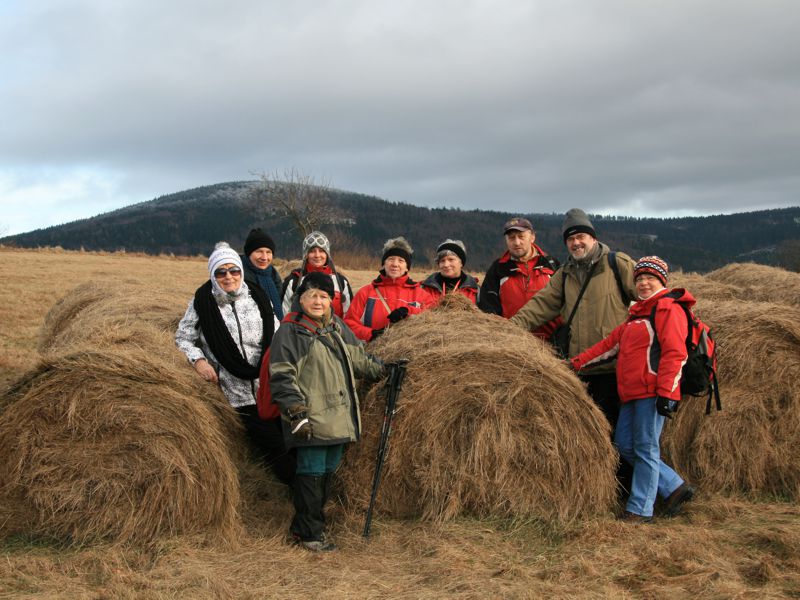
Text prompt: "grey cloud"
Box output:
[[1, 0, 799, 227]]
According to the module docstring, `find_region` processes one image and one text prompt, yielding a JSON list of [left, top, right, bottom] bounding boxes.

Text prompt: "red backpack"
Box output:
[[256, 312, 327, 421], [650, 290, 721, 414]]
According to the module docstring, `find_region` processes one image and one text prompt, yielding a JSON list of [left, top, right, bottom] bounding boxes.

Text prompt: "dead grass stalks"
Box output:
[[338, 295, 618, 523]]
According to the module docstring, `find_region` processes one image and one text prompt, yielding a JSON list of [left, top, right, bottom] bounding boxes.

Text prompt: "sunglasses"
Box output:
[[214, 267, 242, 278]]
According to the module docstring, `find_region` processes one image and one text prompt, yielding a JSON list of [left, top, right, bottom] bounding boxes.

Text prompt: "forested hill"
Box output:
[[3, 181, 799, 272]]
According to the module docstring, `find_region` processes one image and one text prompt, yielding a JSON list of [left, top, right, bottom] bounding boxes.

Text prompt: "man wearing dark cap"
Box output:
[[479, 217, 561, 337], [511, 208, 637, 431]]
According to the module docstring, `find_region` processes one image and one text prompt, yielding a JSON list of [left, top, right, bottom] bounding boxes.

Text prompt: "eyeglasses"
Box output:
[[214, 267, 242, 278]]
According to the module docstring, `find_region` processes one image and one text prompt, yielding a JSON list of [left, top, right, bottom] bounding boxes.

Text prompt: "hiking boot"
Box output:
[[618, 511, 652, 524], [663, 483, 695, 517], [301, 539, 336, 552], [290, 534, 336, 552]]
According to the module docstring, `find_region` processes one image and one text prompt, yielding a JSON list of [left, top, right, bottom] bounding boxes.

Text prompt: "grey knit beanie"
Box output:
[[562, 208, 596, 243], [302, 230, 331, 256], [436, 239, 467, 266]]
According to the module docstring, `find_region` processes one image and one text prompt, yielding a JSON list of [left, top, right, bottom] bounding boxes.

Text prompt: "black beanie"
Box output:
[[562, 208, 596, 243], [296, 271, 335, 300], [244, 228, 276, 256]]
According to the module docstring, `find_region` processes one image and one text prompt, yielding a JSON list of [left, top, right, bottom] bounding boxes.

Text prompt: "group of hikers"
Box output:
[[175, 208, 696, 552]]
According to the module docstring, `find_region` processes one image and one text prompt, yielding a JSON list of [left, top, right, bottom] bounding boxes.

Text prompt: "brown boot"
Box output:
[[619, 511, 652, 524], [663, 483, 695, 517]]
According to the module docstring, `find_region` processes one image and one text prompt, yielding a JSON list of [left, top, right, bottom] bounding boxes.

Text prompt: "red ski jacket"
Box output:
[[571, 288, 692, 402], [419, 272, 479, 308], [344, 273, 426, 341], [281, 263, 353, 318], [478, 246, 561, 337]]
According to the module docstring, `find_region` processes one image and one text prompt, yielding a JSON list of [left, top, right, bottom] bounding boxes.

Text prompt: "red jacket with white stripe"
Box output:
[[344, 273, 426, 341], [571, 288, 692, 402], [478, 246, 561, 338]]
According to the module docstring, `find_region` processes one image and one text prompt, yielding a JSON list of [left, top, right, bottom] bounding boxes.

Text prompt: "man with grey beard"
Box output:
[[511, 208, 637, 432]]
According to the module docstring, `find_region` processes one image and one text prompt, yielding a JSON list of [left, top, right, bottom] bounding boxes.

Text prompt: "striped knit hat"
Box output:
[[634, 256, 669, 286]]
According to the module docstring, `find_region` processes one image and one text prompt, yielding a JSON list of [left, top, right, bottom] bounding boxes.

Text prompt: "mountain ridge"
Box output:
[[3, 181, 799, 272]]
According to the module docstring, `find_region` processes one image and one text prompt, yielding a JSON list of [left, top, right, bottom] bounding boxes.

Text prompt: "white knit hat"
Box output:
[[208, 242, 243, 277]]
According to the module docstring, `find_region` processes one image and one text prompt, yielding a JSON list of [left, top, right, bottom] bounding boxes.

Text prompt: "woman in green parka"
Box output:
[[269, 271, 385, 552]]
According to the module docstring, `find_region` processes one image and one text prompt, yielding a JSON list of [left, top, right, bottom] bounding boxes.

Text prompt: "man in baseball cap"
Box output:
[[478, 217, 561, 338]]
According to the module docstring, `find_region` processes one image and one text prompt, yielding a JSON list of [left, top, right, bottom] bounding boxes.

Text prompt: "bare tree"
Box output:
[[249, 167, 348, 237]]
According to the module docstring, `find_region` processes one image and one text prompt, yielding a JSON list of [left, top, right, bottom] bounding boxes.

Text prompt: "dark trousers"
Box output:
[[290, 445, 344, 541], [290, 473, 334, 541], [236, 405, 296, 484], [581, 372, 622, 431], [580, 372, 633, 499]]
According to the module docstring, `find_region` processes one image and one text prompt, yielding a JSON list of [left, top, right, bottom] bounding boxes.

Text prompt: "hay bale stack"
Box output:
[[338, 295, 617, 523], [669, 271, 740, 303], [705, 263, 800, 307], [277, 259, 302, 278], [38, 281, 188, 354], [662, 299, 800, 499], [695, 300, 800, 394], [0, 347, 244, 544], [0, 282, 248, 544]]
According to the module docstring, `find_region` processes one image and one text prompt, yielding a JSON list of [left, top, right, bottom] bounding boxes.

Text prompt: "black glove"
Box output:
[[286, 404, 312, 441], [371, 328, 385, 340], [387, 307, 410, 323], [656, 396, 673, 419]]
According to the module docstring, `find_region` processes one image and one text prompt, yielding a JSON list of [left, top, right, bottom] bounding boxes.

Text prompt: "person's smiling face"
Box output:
[[249, 247, 273, 269], [306, 247, 328, 268], [566, 232, 596, 260], [214, 263, 242, 293], [635, 273, 664, 300]]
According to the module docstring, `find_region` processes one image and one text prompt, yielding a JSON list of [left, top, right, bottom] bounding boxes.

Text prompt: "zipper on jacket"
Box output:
[[231, 301, 257, 399]]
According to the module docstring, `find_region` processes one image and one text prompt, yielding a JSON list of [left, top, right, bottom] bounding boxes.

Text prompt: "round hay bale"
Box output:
[[38, 281, 188, 354], [661, 298, 800, 499], [669, 271, 740, 303], [0, 347, 245, 544], [693, 300, 800, 395], [705, 263, 800, 307], [277, 259, 302, 278], [338, 296, 617, 523], [662, 387, 799, 498]]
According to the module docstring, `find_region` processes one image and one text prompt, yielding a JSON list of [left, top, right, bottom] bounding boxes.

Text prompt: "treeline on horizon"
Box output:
[[2, 181, 799, 273]]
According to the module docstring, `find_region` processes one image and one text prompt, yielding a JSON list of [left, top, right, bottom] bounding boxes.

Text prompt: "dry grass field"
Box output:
[[1, 247, 799, 599]]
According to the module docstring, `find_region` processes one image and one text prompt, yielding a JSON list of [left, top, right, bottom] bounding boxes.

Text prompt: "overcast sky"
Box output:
[[2, 0, 799, 236]]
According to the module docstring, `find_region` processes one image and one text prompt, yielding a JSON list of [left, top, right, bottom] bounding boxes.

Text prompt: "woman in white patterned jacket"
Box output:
[[175, 241, 293, 482]]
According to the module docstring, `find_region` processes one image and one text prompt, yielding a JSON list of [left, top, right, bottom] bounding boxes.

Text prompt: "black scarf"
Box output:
[[193, 280, 274, 380]]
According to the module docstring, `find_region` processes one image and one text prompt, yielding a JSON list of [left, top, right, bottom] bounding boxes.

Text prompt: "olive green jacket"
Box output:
[[269, 312, 384, 448], [510, 243, 636, 369]]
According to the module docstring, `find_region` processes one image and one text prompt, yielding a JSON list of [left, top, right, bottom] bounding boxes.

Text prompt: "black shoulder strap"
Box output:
[[607, 251, 629, 304], [540, 255, 560, 272], [562, 260, 599, 329]]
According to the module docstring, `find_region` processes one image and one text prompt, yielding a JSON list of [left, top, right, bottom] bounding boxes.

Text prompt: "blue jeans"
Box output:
[[614, 397, 683, 517], [295, 444, 345, 476]]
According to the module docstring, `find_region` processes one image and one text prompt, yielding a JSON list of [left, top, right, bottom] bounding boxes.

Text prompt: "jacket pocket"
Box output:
[[322, 391, 346, 410]]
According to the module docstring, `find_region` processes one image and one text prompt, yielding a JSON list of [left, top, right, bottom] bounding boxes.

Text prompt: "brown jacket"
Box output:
[[510, 243, 636, 370]]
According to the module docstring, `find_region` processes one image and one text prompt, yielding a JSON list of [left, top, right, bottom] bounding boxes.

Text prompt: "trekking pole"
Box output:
[[363, 359, 409, 539]]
